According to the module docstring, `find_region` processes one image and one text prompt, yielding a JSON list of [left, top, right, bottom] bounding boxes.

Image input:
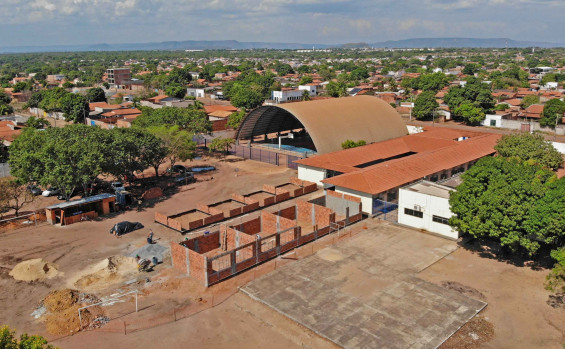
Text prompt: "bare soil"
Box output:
[[419, 246, 565, 348], [440, 315, 495, 349]]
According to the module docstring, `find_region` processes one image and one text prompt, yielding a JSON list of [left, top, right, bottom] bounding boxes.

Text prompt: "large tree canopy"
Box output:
[[494, 133, 563, 170], [132, 106, 210, 133], [449, 156, 555, 255]]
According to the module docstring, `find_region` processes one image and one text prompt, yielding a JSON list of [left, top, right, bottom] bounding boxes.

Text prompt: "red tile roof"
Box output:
[[203, 105, 238, 114], [321, 133, 500, 194]]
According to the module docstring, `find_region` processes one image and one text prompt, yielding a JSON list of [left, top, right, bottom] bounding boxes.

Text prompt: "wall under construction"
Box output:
[[156, 177, 317, 233], [170, 192, 363, 286]]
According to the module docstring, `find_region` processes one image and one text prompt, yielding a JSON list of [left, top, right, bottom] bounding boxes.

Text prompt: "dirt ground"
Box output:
[[0, 155, 296, 339], [418, 245, 565, 348]]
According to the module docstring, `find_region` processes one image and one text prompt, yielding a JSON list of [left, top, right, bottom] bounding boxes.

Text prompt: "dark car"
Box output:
[[27, 185, 42, 196], [168, 165, 188, 174]]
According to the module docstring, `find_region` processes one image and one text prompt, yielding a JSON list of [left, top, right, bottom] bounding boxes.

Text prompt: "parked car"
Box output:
[[167, 165, 188, 174], [42, 187, 60, 197], [27, 185, 42, 196]]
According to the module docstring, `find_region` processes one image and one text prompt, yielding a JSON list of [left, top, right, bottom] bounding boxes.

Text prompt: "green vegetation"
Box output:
[[341, 139, 366, 149], [494, 133, 563, 170], [132, 106, 210, 133], [0, 325, 55, 349], [450, 134, 565, 292], [227, 109, 246, 129], [520, 95, 540, 109], [444, 77, 494, 123], [85, 87, 106, 102], [27, 88, 88, 123], [209, 137, 235, 157], [540, 99, 565, 127], [413, 90, 439, 120], [0, 90, 13, 115]]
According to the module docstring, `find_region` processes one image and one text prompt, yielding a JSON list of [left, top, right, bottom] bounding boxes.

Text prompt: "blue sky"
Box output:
[[1, 0, 564, 46]]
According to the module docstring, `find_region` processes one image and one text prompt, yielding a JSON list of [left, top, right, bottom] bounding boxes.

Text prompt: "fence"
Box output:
[[372, 199, 398, 222], [0, 163, 10, 178], [231, 144, 280, 166], [230, 144, 306, 169]]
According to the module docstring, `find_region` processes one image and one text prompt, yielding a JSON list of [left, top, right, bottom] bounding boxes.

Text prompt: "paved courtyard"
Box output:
[[242, 222, 487, 348]]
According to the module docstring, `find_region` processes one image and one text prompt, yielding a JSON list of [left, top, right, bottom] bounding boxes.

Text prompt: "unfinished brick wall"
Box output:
[[274, 191, 290, 203], [155, 212, 168, 225], [168, 218, 182, 231], [314, 204, 335, 228], [302, 182, 317, 194], [228, 207, 243, 217], [290, 177, 303, 186], [297, 199, 313, 224], [231, 193, 246, 203], [242, 200, 259, 213], [261, 211, 296, 234], [231, 217, 261, 235], [188, 249, 207, 282], [275, 206, 296, 220], [204, 213, 224, 225], [171, 242, 188, 274], [188, 219, 204, 230], [186, 231, 220, 253], [196, 203, 210, 213], [261, 211, 278, 234], [263, 184, 277, 194], [263, 196, 275, 206]]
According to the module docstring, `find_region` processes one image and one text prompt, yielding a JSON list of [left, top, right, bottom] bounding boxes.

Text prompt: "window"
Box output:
[[387, 190, 397, 202], [490, 119, 497, 127], [432, 215, 450, 225], [404, 208, 423, 218]]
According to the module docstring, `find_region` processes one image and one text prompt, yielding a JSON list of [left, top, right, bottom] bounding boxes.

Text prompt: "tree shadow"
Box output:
[[458, 236, 555, 270]]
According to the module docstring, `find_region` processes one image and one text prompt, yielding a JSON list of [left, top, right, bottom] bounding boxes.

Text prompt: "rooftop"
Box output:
[[402, 180, 454, 199]]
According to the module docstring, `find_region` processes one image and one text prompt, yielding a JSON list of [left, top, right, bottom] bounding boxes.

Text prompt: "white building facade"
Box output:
[[398, 181, 458, 240]]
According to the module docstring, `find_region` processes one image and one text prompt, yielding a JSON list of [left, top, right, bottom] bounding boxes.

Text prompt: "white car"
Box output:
[[42, 188, 60, 197]]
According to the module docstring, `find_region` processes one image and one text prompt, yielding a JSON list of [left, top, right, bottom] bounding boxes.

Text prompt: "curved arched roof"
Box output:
[[236, 95, 408, 154]]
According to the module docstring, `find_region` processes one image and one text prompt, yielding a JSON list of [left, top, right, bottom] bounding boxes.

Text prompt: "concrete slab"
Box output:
[[242, 222, 486, 349]]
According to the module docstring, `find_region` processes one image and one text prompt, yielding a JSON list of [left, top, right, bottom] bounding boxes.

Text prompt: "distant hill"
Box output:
[[0, 40, 335, 53], [2, 37, 564, 53], [370, 37, 565, 48]]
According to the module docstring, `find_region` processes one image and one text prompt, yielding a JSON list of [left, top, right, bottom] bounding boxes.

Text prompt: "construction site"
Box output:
[[0, 97, 563, 349]]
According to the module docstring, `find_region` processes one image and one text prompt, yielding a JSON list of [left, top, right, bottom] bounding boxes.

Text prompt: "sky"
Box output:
[[1, 0, 564, 47]]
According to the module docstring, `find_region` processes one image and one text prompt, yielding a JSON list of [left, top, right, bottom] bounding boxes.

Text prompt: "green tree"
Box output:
[[540, 99, 565, 127], [0, 325, 55, 349], [299, 75, 313, 85], [209, 137, 235, 158], [132, 107, 210, 133], [12, 80, 33, 93], [0, 103, 13, 115], [229, 87, 264, 110], [148, 125, 196, 171], [60, 93, 88, 123], [341, 139, 366, 149], [495, 133, 563, 170], [520, 95, 540, 109], [413, 90, 439, 120], [85, 87, 106, 102], [25, 116, 50, 129], [227, 109, 246, 129], [325, 81, 346, 98], [449, 156, 555, 255], [302, 90, 311, 101], [454, 103, 485, 124], [165, 84, 187, 99]]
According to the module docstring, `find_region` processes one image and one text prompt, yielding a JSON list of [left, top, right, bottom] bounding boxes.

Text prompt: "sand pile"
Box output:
[[43, 289, 105, 335], [73, 256, 138, 291], [129, 243, 169, 263], [9, 258, 59, 281]]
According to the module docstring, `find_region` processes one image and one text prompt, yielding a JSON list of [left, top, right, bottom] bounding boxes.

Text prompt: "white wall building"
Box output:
[[271, 89, 304, 103], [398, 181, 458, 240], [187, 88, 205, 98], [298, 84, 317, 96], [481, 114, 502, 128]]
